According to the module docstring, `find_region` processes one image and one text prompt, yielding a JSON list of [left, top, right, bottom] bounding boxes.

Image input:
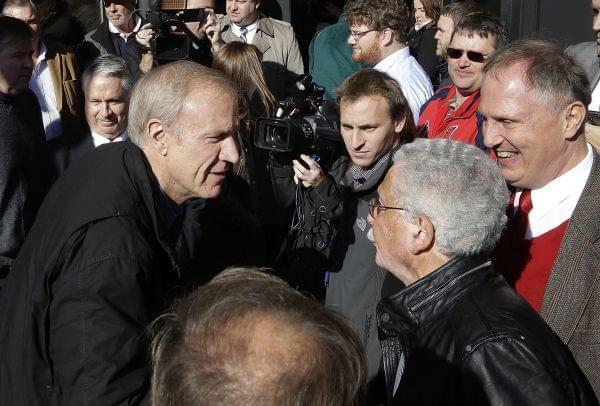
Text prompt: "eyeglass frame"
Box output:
[[446, 47, 490, 63], [348, 28, 382, 41], [368, 197, 406, 218]]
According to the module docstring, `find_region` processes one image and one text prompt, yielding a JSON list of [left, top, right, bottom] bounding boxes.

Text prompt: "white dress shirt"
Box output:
[[230, 18, 258, 44], [92, 130, 129, 147], [374, 47, 434, 123], [514, 143, 594, 238], [29, 40, 62, 140], [590, 80, 600, 112]]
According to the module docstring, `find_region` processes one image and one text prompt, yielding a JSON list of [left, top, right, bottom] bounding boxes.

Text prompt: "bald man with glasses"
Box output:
[[417, 11, 507, 148]]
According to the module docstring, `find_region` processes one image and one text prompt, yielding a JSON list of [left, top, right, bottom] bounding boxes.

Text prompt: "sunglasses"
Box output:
[[446, 47, 489, 63]]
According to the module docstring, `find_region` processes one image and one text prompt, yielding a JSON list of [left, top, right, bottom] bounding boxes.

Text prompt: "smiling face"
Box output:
[[0, 39, 34, 95], [479, 63, 582, 190], [434, 15, 453, 58], [85, 75, 129, 139], [226, 0, 260, 26], [162, 86, 240, 202], [339, 95, 405, 168], [104, 0, 136, 30], [447, 31, 496, 96], [347, 23, 382, 66]]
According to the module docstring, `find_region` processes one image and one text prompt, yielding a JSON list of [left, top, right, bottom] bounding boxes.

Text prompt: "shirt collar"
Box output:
[[108, 15, 141, 38], [374, 47, 410, 70], [523, 143, 594, 215], [91, 129, 129, 147], [37, 39, 48, 62]]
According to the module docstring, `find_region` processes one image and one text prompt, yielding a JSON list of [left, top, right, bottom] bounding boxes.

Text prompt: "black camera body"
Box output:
[[145, 0, 216, 61], [254, 75, 343, 170]]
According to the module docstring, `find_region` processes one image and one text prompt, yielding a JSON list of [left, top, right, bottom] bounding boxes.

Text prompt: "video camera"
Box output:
[[254, 75, 342, 170], [145, 0, 220, 61]]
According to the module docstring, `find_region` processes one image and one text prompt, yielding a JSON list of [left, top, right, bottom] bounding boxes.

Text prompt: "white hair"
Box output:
[[391, 138, 509, 257]]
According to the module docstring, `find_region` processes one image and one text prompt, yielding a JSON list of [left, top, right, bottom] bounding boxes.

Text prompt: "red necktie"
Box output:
[[513, 189, 532, 240]]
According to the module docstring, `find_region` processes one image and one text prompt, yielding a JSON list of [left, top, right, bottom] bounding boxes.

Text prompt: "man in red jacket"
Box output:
[[417, 11, 506, 148]]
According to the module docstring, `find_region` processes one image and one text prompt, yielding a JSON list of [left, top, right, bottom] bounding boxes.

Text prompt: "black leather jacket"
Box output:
[[377, 255, 598, 405]]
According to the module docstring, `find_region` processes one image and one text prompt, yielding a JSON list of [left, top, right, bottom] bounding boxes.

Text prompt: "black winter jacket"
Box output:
[[378, 255, 599, 405], [0, 142, 181, 405]]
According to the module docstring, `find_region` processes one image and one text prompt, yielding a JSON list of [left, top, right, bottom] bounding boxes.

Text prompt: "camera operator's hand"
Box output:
[[204, 9, 225, 52], [293, 154, 325, 188], [135, 23, 156, 48]]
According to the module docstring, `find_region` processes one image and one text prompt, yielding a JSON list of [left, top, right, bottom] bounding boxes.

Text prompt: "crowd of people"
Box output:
[[0, 0, 599, 404]]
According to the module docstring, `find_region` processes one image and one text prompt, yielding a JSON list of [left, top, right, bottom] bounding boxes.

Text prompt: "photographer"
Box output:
[[273, 69, 415, 388], [134, 0, 224, 71]]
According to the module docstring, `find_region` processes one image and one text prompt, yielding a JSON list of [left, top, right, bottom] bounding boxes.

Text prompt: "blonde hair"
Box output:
[[212, 42, 276, 118]]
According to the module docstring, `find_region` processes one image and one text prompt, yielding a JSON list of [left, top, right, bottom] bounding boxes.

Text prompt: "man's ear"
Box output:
[[562, 101, 586, 140], [147, 119, 169, 156], [393, 115, 407, 134], [254, 0, 261, 11], [408, 214, 435, 255], [380, 27, 395, 47]]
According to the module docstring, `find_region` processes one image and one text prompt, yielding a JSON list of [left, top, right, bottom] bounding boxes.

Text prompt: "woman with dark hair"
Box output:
[[407, 0, 442, 86]]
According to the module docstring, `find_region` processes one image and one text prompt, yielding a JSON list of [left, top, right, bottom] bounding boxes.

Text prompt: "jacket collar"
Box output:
[[221, 13, 273, 54], [378, 254, 491, 335]]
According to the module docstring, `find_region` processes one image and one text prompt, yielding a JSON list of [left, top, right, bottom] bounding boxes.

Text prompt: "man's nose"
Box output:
[[347, 34, 356, 46], [100, 103, 113, 117], [351, 131, 365, 149], [220, 134, 240, 165], [482, 118, 502, 149]]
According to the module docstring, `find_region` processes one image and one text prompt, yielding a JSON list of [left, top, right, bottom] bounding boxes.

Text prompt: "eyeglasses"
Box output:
[[368, 197, 405, 218], [348, 28, 380, 41], [446, 47, 489, 63]]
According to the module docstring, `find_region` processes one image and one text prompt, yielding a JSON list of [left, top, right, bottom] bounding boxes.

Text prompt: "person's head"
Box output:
[[212, 41, 275, 116], [368, 139, 508, 285], [593, 0, 600, 54], [82, 55, 132, 140], [413, 0, 441, 28], [336, 69, 415, 168], [344, 0, 411, 65], [226, 0, 260, 27], [184, 0, 215, 41], [0, 16, 33, 95], [151, 267, 366, 406], [1, 0, 41, 41], [103, 0, 136, 31], [447, 12, 507, 96], [479, 40, 589, 191], [435, 1, 480, 58], [128, 61, 240, 203]]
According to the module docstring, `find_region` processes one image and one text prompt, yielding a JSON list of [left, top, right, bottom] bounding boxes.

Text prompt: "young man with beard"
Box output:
[[344, 0, 432, 123], [418, 12, 507, 147], [285, 69, 415, 397]]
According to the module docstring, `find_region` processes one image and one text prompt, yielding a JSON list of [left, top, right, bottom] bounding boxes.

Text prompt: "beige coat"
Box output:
[[220, 13, 304, 100]]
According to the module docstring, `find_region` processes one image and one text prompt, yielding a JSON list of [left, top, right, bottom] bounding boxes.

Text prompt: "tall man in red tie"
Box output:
[[479, 39, 600, 400]]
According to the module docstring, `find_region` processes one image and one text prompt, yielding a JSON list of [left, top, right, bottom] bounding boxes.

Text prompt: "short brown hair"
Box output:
[[483, 39, 591, 114], [150, 267, 367, 406], [344, 0, 411, 43], [337, 69, 416, 144], [0, 15, 31, 48], [452, 11, 509, 50]]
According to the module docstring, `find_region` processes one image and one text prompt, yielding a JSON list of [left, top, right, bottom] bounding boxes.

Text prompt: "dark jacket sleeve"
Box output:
[[463, 337, 597, 406], [49, 220, 161, 405]]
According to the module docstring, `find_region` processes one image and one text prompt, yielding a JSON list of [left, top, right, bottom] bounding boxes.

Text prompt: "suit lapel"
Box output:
[[541, 153, 600, 344], [252, 15, 272, 55]]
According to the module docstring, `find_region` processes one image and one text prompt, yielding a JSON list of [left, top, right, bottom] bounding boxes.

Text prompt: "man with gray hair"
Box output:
[[0, 60, 239, 404], [368, 138, 597, 404], [50, 54, 133, 176], [151, 267, 366, 405], [481, 39, 600, 398]]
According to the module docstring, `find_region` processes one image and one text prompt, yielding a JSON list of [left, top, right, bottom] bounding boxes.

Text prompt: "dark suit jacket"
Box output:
[[48, 130, 94, 181], [567, 41, 600, 90], [541, 152, 600, 400]]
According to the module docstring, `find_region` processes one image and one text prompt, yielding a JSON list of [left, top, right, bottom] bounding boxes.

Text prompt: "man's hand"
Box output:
[[135, 22, 156, 48], [292, 154, 325, 188], [204, 9, 224, 52]]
